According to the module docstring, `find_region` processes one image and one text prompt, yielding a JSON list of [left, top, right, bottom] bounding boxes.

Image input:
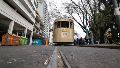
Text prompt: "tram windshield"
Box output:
[[54, 21, 73, 29], [61, 21, 69, 28]]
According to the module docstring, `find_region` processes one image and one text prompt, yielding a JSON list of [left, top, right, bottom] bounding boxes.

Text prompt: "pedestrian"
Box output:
[[79, 37, 82, 45], [74, 35, 77, 45], [77, 38, 79, 45], [85, 36, 88, 45], [107, 31, 112, 44], [89, 37, 91, 44], [74, 39, 76, 45]]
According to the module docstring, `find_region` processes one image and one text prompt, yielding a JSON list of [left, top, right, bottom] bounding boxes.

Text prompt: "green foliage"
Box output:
[[91, 5, 115, 41]]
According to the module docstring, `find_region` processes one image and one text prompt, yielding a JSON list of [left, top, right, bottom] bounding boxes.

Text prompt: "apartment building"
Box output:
[[0, 0, 45, 45], [43, 1, 50, 39], [36, 0, 50, 39]]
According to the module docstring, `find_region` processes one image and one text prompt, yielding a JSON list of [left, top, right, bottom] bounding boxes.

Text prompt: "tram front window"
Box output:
[[61, 21, 69, 28]]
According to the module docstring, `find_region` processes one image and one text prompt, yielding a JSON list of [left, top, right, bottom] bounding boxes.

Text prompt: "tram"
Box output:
[[53, 18, 74, 45]]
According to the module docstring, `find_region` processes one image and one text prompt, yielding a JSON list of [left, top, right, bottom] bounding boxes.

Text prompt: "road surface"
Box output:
[[58, 45, 120, 68], [0, 45, 55, 68]]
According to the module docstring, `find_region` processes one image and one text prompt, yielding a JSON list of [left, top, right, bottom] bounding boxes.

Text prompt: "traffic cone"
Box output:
[[46, 38, 48, 47]]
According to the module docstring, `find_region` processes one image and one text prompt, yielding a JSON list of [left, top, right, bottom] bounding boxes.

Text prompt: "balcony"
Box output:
[[0, 0, 33, 31], [4, 0, 35, 24], [28, 0, 37, 10], [34, 22, 40, 30], [19, 0, 36, 18]]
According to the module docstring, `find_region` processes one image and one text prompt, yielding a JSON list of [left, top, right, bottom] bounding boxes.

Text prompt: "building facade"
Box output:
[[49, 23, 53, 45], [43, 1, 50, 40], [0, 0, 46, 45], [36, 0, 50, 40]]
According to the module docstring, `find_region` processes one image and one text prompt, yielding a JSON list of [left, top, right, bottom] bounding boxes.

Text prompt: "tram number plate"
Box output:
[[62, 32, 67, 37]]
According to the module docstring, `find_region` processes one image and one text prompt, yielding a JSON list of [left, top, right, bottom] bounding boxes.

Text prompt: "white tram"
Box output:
[[53, 18, 74, 45]]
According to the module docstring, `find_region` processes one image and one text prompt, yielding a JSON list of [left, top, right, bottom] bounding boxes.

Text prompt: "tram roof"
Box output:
[[54, 18, 73, 23]]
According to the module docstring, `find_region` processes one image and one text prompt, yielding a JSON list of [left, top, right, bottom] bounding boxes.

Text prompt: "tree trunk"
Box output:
[[113, 0, 120, 32], [99, 28, 105, 43]]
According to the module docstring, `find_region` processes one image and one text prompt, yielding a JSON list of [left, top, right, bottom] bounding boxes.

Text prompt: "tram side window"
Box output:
[[54, 22, 60, 28], [57, 21, 60, 28], [61, 21, 69, 28]]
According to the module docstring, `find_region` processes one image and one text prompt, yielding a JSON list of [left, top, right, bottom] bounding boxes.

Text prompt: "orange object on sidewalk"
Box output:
[[2, 33, 19, 46], [46, 38, 48, 47]]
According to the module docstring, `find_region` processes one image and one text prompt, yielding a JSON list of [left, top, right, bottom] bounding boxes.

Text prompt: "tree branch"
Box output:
[[69, 12, 86, 31], [73, 7, 85, 27], [81, 0, 93, 18]]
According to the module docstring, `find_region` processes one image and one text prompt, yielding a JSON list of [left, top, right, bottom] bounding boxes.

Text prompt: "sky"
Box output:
[[46, 0, 86, 38]]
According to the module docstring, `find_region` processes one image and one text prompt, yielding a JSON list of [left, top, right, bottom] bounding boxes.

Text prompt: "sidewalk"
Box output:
[[78, 44, 120, 49]]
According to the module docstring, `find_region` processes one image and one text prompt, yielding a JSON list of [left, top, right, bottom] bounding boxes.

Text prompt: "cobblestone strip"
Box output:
[[58, 49, 71, 68], [47, 47, 57, 68], [47, 47, 66, 68]]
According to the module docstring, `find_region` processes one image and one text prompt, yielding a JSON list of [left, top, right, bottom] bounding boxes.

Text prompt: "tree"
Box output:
[[64, 0, 116, 43], [48, 2, 62, 20], [64, 0, 90, 33], [64, 0, 100, 44]]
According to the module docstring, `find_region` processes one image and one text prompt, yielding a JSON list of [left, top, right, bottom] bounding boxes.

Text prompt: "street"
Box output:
[[0, 0, 120, 68], [0, 46, 55, 68], [0, 45, 120, 68]]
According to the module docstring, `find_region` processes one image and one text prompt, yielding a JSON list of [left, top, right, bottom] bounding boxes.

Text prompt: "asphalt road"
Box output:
[[58, 45, 120, 68], [0, 45, 120, 68], [0, 45, 55, 68]]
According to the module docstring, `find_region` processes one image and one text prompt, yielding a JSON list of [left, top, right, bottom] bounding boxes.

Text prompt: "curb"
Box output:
[[59, 49, 71, 68]]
